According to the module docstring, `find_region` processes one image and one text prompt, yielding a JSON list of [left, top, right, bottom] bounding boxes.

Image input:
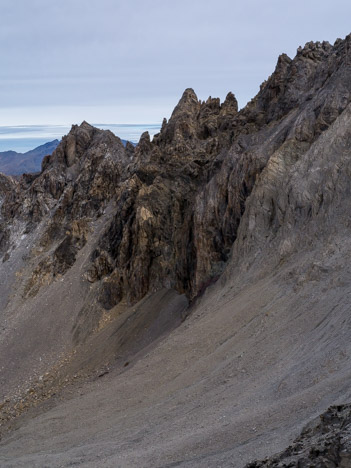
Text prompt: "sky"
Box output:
[[1, 0, 351, 127], [0, 124, 162, 152]]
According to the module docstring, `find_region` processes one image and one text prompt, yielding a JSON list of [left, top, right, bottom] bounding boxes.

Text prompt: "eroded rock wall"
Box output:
[[1, 34, 351, 318]]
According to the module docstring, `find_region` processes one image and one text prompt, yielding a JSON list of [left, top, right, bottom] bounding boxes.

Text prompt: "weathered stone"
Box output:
[[1, 35, 351, 323], [246, 405, 351, 467]]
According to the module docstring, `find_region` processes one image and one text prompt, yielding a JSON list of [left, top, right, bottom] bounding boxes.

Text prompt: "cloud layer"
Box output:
[[1, 0, 350, 124]]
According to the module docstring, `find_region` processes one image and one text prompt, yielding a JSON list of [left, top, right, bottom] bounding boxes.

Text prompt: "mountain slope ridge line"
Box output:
[[0, 33, 351, 467]]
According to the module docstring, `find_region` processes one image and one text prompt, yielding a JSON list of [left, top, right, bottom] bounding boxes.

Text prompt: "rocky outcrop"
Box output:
[[1, 36, 351, 311], [246, 405, 351, 467], [0, 122, 129, 295], [0, 173, 16, 198], [0, 173, 17, 257], [91, 35, 351, 305], [1, 34, 351, 467], [0, 36, 346, 316], [0, 91, 240, 305]]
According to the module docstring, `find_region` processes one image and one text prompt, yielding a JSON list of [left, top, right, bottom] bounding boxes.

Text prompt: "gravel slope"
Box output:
[[1, 36, 351, 467], [1, 239, 351, 467]]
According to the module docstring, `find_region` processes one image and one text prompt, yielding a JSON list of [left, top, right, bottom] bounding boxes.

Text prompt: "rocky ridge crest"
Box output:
[[0, 35, 351, 312], [0, 34, 351, 466]]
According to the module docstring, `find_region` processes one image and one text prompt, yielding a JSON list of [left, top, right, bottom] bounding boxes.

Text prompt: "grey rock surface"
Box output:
[[246, 405, 351, 467], [0, 34, 351, 467]]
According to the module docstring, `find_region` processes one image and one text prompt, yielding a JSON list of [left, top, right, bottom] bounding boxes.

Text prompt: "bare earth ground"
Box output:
[[0, 234, 351, 467], [1, 58, 351, 466]]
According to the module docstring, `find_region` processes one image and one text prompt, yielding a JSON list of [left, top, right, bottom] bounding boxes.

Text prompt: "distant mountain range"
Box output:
[[0, 140, 60, 175]]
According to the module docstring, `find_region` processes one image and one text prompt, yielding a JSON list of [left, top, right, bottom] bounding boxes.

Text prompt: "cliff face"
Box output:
[[0, 90, 239, 308], [1, 36, 350, 311], [1, 34, 351, 467], [0, 173, 17, 257]]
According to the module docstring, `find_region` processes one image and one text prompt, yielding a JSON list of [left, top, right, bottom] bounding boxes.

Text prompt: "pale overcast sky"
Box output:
[[1, 0, 350, 125]]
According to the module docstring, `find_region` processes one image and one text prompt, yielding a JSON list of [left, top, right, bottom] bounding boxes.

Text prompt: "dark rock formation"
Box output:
[[0, 91, 241, 306], [1, 35, 351, 310], [0, 173, 15, 199], [246, 405, 351, 467], [0, 173, 17, 257], [0, 138, 132, 176], [1, 34, 351, 467]]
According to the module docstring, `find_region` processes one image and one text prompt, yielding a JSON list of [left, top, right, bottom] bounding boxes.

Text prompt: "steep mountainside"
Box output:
[[0, 35, 351, 467]]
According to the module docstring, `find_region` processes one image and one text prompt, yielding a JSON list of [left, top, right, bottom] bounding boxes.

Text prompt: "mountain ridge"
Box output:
[[0, 34, 351, 467], [0, 136, 134, 176]]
